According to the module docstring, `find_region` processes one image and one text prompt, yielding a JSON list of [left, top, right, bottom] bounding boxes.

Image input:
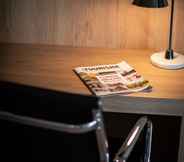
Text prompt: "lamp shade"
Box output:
[[132, 0, 168, 8]]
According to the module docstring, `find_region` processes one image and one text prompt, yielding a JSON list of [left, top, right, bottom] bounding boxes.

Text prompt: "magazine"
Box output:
[[74, 61, 151, 96]]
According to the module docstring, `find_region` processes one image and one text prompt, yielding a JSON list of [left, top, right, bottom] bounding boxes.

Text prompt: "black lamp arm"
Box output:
[[165, 0, 174, 59]]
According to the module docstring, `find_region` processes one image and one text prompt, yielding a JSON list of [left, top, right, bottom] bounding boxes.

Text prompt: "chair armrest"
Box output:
[[113, 116, 153, 162], [0, 111, 98, 134]]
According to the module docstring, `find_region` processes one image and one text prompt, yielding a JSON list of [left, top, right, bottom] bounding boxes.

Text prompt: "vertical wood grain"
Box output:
[[174, 0, 184, 53], [0, 0, 184, 52]]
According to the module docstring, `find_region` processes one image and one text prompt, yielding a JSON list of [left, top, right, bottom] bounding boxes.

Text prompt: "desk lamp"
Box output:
[[132, 0, 184, 69]]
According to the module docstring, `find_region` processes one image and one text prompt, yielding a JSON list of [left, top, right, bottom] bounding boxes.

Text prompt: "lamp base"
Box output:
[[150, 51, 184, 70]]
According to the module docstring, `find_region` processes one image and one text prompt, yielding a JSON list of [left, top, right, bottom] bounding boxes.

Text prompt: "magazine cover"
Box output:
[[74, 61, 151, 96]]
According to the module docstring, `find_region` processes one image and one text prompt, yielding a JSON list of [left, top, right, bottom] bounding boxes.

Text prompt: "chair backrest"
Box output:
[[0, 81, 109, 162]]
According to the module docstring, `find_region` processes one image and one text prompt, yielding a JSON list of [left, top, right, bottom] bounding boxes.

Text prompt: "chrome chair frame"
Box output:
[[114, 116, 153, 162], [0, 109, 152, 162], [0, 82, 153, 162], [0, 106, 109, 162]]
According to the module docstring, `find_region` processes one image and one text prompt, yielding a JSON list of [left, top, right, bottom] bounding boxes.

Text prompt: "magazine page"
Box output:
[[74, 61, 151, 96]]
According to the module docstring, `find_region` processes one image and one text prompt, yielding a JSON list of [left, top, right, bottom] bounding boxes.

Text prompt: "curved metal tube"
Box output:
[[93, 109, 110, 162], [113, 116, 152, 162], [0, 111, 98, 134], [144, 120, 153, 162]]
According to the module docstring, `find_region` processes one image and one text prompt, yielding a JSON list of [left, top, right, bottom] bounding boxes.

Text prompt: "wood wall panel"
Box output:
[[174, 0, 184, 52], [0, 0, 184, 52]]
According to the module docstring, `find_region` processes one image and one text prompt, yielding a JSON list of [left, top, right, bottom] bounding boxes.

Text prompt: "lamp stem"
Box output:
[[165, 0, 174, 59]]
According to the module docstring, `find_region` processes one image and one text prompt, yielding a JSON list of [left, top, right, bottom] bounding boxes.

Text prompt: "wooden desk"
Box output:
[[0, 43, 184, 161]]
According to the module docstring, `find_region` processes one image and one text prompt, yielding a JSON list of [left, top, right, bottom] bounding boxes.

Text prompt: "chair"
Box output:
[[0, 81, 153, 162]]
